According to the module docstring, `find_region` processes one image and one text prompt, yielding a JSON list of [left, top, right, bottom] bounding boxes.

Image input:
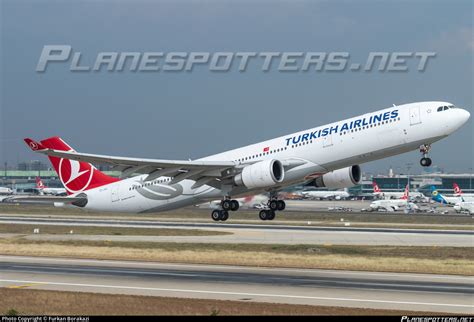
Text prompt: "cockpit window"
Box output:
[[437, 105, 457, 112]]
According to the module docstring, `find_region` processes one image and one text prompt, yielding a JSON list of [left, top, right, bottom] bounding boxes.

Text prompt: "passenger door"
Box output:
[[323, 134, 333, 148], [111, 184, 119, 202], [409, 106, 422, 125]]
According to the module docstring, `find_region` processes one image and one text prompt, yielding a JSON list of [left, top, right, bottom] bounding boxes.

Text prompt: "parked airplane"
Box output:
[[372, 180, 424, 200], [453, 183, 474, 197], [36, 177, 67, 196], [431, 186, 474, 205], [369, 184, 418, 211], [453, 201, 474, 215], [300, 188, 350, 200], [0, 187, 13, 195], [8, 101, 470, 221]]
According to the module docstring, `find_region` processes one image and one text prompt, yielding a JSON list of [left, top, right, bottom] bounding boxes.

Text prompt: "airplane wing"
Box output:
[[25, 138, 308, 189], [2, 195, 87, 205]]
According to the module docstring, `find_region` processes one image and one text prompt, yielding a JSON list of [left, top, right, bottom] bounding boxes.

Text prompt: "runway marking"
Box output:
[[7, 282, 46, 289], [1, 255, 472, 281], [11, 265, 198, 277], [1, 217, 471, 235], [6, 265, 473, 293], [0, 279, 472, 309]]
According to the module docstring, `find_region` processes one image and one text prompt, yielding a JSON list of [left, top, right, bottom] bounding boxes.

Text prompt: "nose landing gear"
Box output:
[[419, 144, 432, 167]]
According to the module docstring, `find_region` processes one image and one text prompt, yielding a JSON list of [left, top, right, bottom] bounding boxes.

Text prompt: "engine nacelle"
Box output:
[[312, 165, 361, 189], [234, 159, 284, 189]]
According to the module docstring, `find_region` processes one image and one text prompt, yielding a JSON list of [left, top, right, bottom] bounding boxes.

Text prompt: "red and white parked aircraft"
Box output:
[[453, 183, 474, 197], [372, 180, 424, 200], [35, 177, 67, 196], [7, 101, 470, 221], [369, 184, 418, 211]]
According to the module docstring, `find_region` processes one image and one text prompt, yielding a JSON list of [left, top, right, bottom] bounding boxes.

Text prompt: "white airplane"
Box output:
[[35, 177, 67, 196], [453, 201, 474, 215], [300, 189, 350, 200], [369, 184, 418, 212], [0, 187, 13, 195], [372, 180, 425, 200], [9, 101, 470, 221], [453, 183, 474, 198], [431, 186, 474, 205]]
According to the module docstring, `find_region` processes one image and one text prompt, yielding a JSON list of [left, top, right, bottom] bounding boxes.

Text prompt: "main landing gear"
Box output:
[[259, 198, 286, 221], [211, 209, 229, 222], [210, 196, 286, 222], [211, 198, 240, 222], [419, 144, 432, 167]]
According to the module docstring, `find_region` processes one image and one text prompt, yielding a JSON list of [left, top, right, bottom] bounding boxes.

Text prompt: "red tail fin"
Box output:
[[372, 181, 381, 193], [25, 137, 119, 195], [36, 177, 45, 189], [453, 183, 463, 195], [400, 184, 409, 200]]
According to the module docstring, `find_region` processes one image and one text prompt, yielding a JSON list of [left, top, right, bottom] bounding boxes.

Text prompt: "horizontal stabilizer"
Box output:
[[2, 195, 87, 206]]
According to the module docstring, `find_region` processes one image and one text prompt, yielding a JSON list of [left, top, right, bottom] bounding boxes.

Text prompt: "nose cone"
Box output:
[[447, 108, 471, 134], [459, 108, 471, 125]]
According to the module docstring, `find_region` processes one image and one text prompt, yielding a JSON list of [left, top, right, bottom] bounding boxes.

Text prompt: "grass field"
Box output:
[[0, 288, 441, 316], [1, 237, 472, 275], [0, 204, 472, 275], [0, 223, 230, 236]]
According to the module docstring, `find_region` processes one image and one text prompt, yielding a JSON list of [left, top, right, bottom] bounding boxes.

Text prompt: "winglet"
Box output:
[[24, 138, 47, 151]]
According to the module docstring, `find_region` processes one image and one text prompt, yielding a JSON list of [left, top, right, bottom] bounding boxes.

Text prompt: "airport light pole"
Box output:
[[470, 167, 472, 192], [406, 163, 413, 203], [396, 166, 401, 190]]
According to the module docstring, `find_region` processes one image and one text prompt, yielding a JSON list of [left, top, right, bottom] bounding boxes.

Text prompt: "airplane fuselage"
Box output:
[[77, 101, 469, 213]]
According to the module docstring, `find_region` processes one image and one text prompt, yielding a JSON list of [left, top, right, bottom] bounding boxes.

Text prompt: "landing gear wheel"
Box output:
[[267, 210, 275, 220], [211, 210, 221, 221], [276, 200, 286, 211], [419, 144, 432, 167], [230, 200, 239, 211], [259, 210, 269, 220], [269, 200, 278, 211], [420, 157, 432, 167], [221, 200, 232, 211], [220, 211, 229, 221]]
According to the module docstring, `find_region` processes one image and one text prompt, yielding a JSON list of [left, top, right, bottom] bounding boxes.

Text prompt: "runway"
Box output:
[[0, 255, 472, 314], [1, 215, 472, 246]]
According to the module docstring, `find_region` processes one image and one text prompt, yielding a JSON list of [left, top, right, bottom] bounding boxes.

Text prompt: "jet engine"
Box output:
[[234, 159, 284, 189], [312, 165, 361, 189]]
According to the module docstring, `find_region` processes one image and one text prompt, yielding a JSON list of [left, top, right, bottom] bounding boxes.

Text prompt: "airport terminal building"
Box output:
[[347, 174, 474, 197], [2, 163, 472, 198]]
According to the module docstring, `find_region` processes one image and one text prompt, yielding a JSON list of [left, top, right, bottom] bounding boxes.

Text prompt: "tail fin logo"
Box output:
[[29, 141, 39, 150], [36, 177, 45, 189], [453, 183, 462, 195], [401, 185, 409, 200], [59, 158, 94, 193], [372, 181, 381, 193]]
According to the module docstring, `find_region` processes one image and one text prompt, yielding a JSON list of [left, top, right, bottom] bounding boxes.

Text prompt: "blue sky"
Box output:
[[1, 0, 472, 174]]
